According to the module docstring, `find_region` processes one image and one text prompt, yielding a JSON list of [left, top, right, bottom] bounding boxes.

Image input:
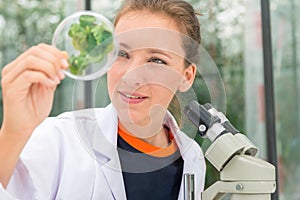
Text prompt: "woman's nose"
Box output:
[[122, 65, 146, 87]]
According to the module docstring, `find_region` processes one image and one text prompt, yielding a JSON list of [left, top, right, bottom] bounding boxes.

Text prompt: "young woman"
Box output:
[[0, 0, 206, 199]]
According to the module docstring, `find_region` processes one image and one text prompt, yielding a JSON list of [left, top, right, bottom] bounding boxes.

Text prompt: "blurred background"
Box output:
[[0, 0, 299, 199]]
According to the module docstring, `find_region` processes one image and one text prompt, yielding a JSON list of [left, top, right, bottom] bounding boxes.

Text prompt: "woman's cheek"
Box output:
[[107, 70, 119, 96]]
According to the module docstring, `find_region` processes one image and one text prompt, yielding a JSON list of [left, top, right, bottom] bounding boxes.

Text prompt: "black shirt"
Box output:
[[117, 134, 184, 200]]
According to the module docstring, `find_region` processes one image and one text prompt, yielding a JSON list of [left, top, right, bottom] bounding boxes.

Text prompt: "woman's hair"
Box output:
[[114, 0, 201, 66]]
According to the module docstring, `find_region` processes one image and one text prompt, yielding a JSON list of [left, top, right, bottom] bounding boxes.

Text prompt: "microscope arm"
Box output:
[[184, 101, 276, 200]]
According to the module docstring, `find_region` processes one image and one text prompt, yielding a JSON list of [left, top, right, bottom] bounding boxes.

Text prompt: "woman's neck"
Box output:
[[118, 121, 169, 148], [141, 128, 169, 148]]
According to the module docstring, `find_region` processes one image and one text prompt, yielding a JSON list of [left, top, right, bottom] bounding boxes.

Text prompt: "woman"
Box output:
[[0, 0, 206, 199]]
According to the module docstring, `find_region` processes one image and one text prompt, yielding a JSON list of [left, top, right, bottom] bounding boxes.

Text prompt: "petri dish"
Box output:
[[52, 11, 119, 81]]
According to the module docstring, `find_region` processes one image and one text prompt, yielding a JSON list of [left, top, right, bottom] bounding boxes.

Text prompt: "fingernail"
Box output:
[[61, 59, 69, 68], [58, 70, 65, 79], [61, 51, 68, 57], [54, 76, 61, 84], [47, 79, 56, 86]]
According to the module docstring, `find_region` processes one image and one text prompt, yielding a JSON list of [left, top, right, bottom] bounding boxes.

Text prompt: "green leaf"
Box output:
[[79, 15, 97, 27]]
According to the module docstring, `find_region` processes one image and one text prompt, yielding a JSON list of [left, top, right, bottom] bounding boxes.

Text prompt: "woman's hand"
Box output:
[[0, 44, 68, 187], [1, 43, 68, 137]]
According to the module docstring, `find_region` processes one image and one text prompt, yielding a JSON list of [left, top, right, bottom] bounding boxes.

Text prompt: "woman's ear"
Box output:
[[178, 63, 196, 92]]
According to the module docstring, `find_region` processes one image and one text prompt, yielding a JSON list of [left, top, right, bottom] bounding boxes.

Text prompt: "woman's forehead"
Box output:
[[115, 27, 186, 58], [115, 10, 180, 33]]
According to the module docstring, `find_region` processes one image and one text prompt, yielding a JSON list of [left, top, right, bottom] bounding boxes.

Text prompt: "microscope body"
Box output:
[[202, 133, 276, 200], [184, 101, 276, 200]]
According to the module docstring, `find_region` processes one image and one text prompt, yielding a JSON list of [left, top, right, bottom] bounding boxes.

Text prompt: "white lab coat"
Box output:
[[0, 104, 206, 200]]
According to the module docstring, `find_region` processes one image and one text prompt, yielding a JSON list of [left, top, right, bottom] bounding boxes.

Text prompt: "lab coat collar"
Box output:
[[94, 104, 199, 163], [163, 111, 199, 163]]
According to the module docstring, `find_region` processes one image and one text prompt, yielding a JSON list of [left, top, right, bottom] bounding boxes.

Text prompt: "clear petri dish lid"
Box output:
[[52, 11, 119, 81]]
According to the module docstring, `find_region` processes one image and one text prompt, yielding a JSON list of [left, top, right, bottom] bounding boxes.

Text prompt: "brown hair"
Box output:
[[114, 0, 201, 66]]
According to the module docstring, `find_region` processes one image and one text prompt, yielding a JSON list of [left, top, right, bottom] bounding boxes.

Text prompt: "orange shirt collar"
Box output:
[[118, 126, 178, 157]]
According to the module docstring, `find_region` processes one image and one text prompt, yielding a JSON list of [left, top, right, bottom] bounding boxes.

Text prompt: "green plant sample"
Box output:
[[68, 15, 113, 75]]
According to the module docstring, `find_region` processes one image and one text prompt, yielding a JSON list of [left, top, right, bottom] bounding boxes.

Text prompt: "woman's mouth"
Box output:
[[119, 91, 148, 104]]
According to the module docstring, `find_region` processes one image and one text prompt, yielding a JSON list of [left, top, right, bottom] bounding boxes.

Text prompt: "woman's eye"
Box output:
[[149, 58, 167, 65], [118, 50, 129, 58]]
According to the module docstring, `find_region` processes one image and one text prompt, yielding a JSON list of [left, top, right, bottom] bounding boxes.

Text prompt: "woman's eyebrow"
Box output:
[[147, 48, 172, 59], [119, 44, 173, 59], [119, 42, 131, 49]]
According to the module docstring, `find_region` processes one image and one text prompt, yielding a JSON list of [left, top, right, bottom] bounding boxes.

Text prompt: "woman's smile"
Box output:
[[119, 91, 148, 104]]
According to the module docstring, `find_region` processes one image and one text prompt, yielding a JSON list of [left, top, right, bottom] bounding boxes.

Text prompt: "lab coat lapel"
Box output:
[[94, 105, 127, 199], [92, 133, 126, 200], [101, 152, 126, 200], [164, 111, 201, 199], [177, 151, 198, 200], [176, 132, 199, 200], [91, 129, 127, 199]]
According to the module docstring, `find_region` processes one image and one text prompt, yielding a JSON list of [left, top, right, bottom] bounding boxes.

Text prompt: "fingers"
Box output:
[[15, 70, 58, 89], [3, 70, 57, 96], [2, 43, 69, 85], [38, 44, 69, 79], [6, 55, 61, 84]]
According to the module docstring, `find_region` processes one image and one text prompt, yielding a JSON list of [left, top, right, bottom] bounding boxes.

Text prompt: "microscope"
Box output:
[[183, 101, 276, 200]]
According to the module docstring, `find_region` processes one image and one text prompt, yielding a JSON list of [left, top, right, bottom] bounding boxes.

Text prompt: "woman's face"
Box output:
[[107, 10, 195, 135]]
